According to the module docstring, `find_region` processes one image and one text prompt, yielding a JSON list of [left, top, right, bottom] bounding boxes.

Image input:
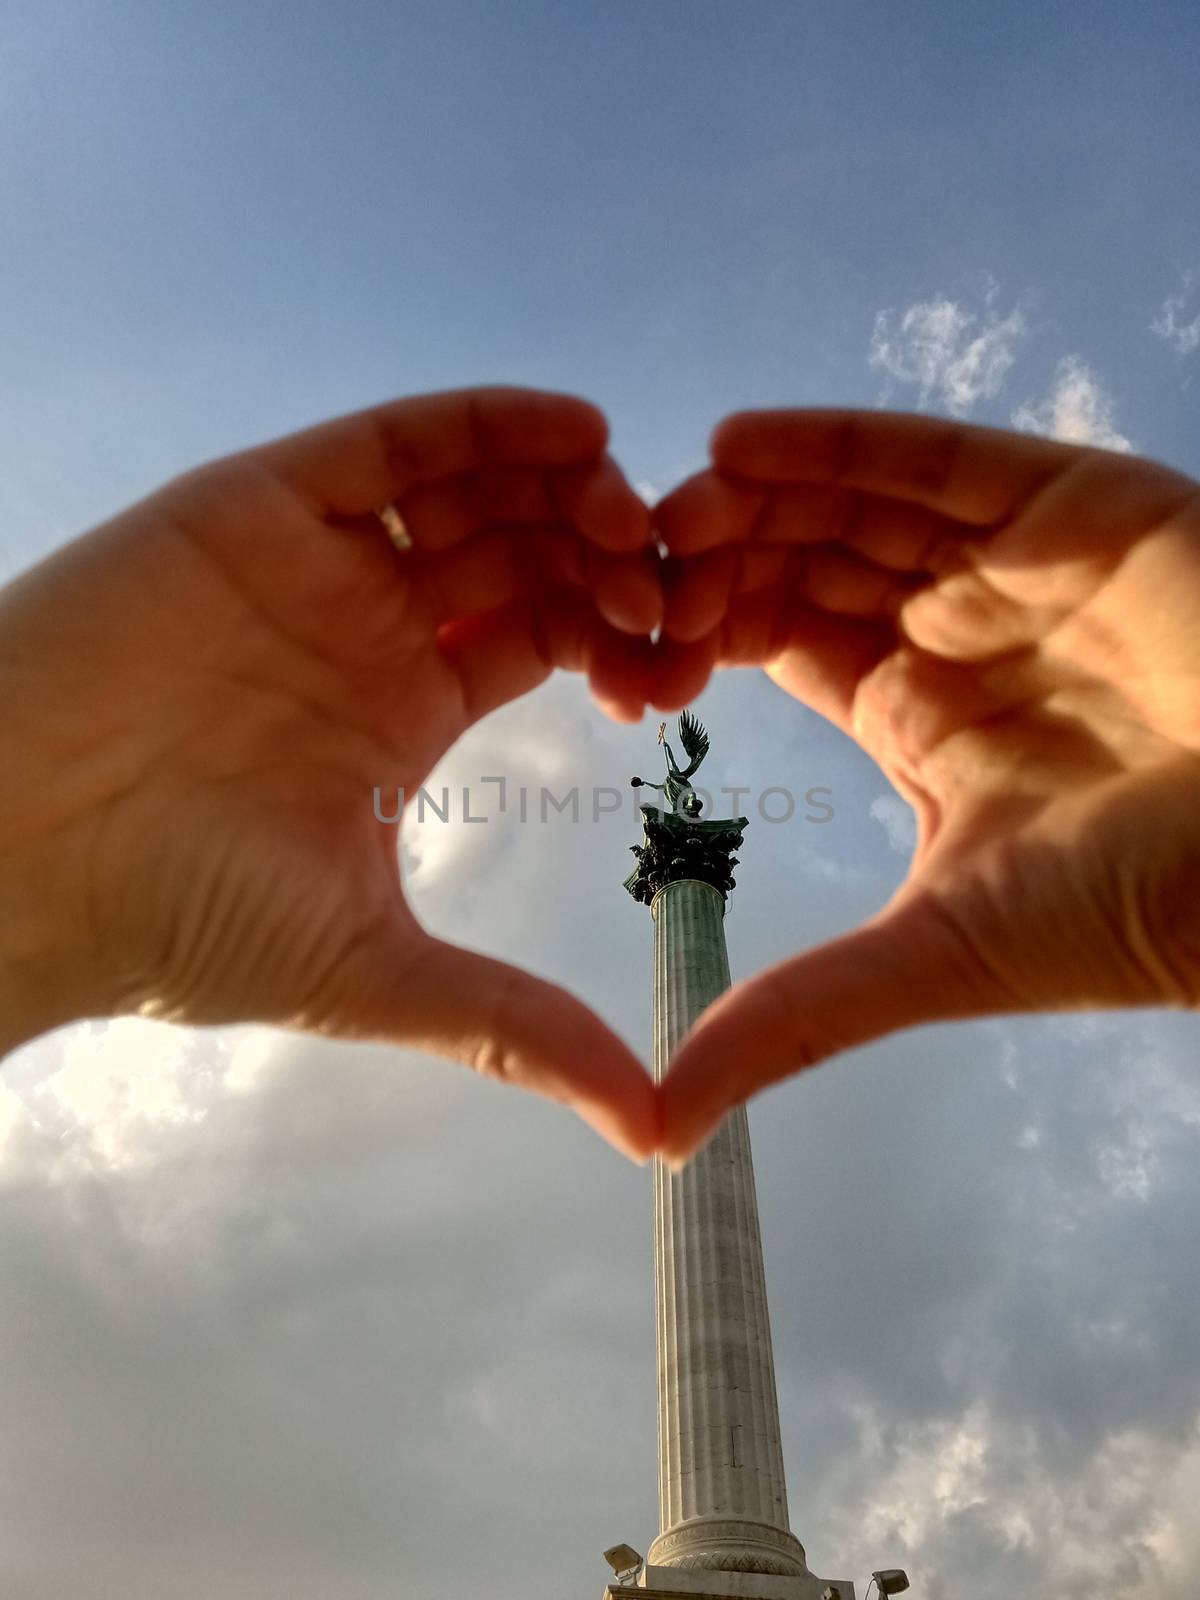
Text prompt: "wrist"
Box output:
[[0, 886, 73, 1057], [0, 954, 42, 1058], [0, 847, 109, 1059], [0, 942, 52, 1060], [0, 685, 119, 1059]]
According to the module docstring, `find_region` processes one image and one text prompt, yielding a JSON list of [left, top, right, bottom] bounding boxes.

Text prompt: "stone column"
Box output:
[[613, 733, 854, 1600], [646, 878, 810, 1585]]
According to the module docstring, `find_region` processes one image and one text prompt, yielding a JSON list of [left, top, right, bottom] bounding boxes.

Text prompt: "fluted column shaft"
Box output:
[[648, 880, 806, 1577]]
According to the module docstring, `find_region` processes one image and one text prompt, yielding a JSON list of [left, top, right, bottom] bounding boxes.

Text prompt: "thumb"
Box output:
[[658, 893, 1001, 1164], [341, 930, 660, 1164]]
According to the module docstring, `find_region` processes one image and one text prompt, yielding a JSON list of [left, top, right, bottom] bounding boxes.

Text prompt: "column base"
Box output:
[[600, 1569, 855, 1600], [647, 1517, 808, 1578]]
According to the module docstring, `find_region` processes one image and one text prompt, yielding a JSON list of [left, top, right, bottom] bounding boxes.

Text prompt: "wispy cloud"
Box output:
[[869, 793, 917, 855], [1011, 356, 1132, 452], [869, 289, 1027, 416], [1151, 269, 1200, 358]]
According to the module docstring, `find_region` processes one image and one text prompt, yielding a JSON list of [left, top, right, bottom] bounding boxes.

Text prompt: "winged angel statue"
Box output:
[[624, 711, 749, 904], [631, 708, 710, 815]]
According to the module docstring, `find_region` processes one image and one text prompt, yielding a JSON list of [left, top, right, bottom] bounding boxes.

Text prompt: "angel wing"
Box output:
[[677, 709, 710, 775]]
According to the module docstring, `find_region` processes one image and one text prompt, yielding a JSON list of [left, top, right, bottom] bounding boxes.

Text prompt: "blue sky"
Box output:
[[3, 0, 1198, 561], [2, 5, 1200, 1599]]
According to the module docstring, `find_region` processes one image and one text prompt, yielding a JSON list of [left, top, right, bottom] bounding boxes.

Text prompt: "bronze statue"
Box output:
[[631, 709, 710, 816], [625, 712, 749, 905]]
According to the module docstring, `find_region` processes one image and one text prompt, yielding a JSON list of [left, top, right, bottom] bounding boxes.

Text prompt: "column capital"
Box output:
[[624, 808, 749, 906]]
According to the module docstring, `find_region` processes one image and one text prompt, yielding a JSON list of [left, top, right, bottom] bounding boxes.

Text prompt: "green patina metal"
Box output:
[[624, 711, 749, 906]]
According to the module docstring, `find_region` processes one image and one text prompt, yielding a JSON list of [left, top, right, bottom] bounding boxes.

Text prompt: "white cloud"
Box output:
[[869, 292, 1027, 415], [6, 677, 1200, 1600], [39, 1019, 211, 1171], [4, 1020, 279, 1178], [829, 1403, 1183, 1598], [869, 793, 917, 855], [1011, 356, 1132, 452], [399, 705, 583, 892], [1151, 269, 1200, 358]]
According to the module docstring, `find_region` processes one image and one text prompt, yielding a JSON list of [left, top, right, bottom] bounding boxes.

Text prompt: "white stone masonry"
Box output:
[[646, 879, 809, 1585]]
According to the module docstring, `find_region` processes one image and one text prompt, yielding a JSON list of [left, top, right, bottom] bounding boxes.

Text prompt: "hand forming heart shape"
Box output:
[[1, 388, 1198, 1166]]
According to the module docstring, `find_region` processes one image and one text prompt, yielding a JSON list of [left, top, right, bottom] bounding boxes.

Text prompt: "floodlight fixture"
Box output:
[[603, 1544, 644, 1586], [871, 1570, 910, 1596]]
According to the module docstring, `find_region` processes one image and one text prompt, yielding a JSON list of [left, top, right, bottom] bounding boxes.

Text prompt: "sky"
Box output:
[[2, 2, 1199, 1597]]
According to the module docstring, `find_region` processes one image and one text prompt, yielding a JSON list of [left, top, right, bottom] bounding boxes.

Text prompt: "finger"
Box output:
[[722, 591, 892, 733], [656, 468, 969, 576], [661, 547, 793, 645], [666, 539, 916, 669], [657, 890, 1010, 1164], [648, 631, 721, 711], [898, 563, 1063, 661], [398, 454, 654, 558], [536, 591, 654, 721], [715, 587, 797, 666], [526, 526, 587, 588], [438, 592, 655, 726], [662, 548, 739, 643], [370, 936, 660, 1163], [735, 544, 793, 591], [255, 386, 610, 516], [438, 599, 555, 725], [533, 585, 606, 674], [656, 469, 965, 646], [556, 454, 656, 553], [654, 469, 764, 554], [586, 623, 650, 722], [416, 525, 609, 625], [585, 544, 664, 635], [839, 644, 1024, 784], [399, 468, 559, 552], [411, 518, 661, 641], [416, 529, 525, 622], [711, 409, 1084, 526], [753, 483, 966, 572], [788, 543, 920, 619]]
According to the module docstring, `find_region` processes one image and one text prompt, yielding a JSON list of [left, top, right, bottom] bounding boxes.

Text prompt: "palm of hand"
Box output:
[[59, 463, 466, 1033]]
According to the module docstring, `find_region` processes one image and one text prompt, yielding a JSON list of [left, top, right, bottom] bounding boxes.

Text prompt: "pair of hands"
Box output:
[[0, 386, 1197, 1165]]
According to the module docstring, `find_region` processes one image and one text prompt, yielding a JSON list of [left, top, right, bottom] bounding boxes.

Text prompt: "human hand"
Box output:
[[0, 387, 665, 1161], [653, 410, 1200, 1161]]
